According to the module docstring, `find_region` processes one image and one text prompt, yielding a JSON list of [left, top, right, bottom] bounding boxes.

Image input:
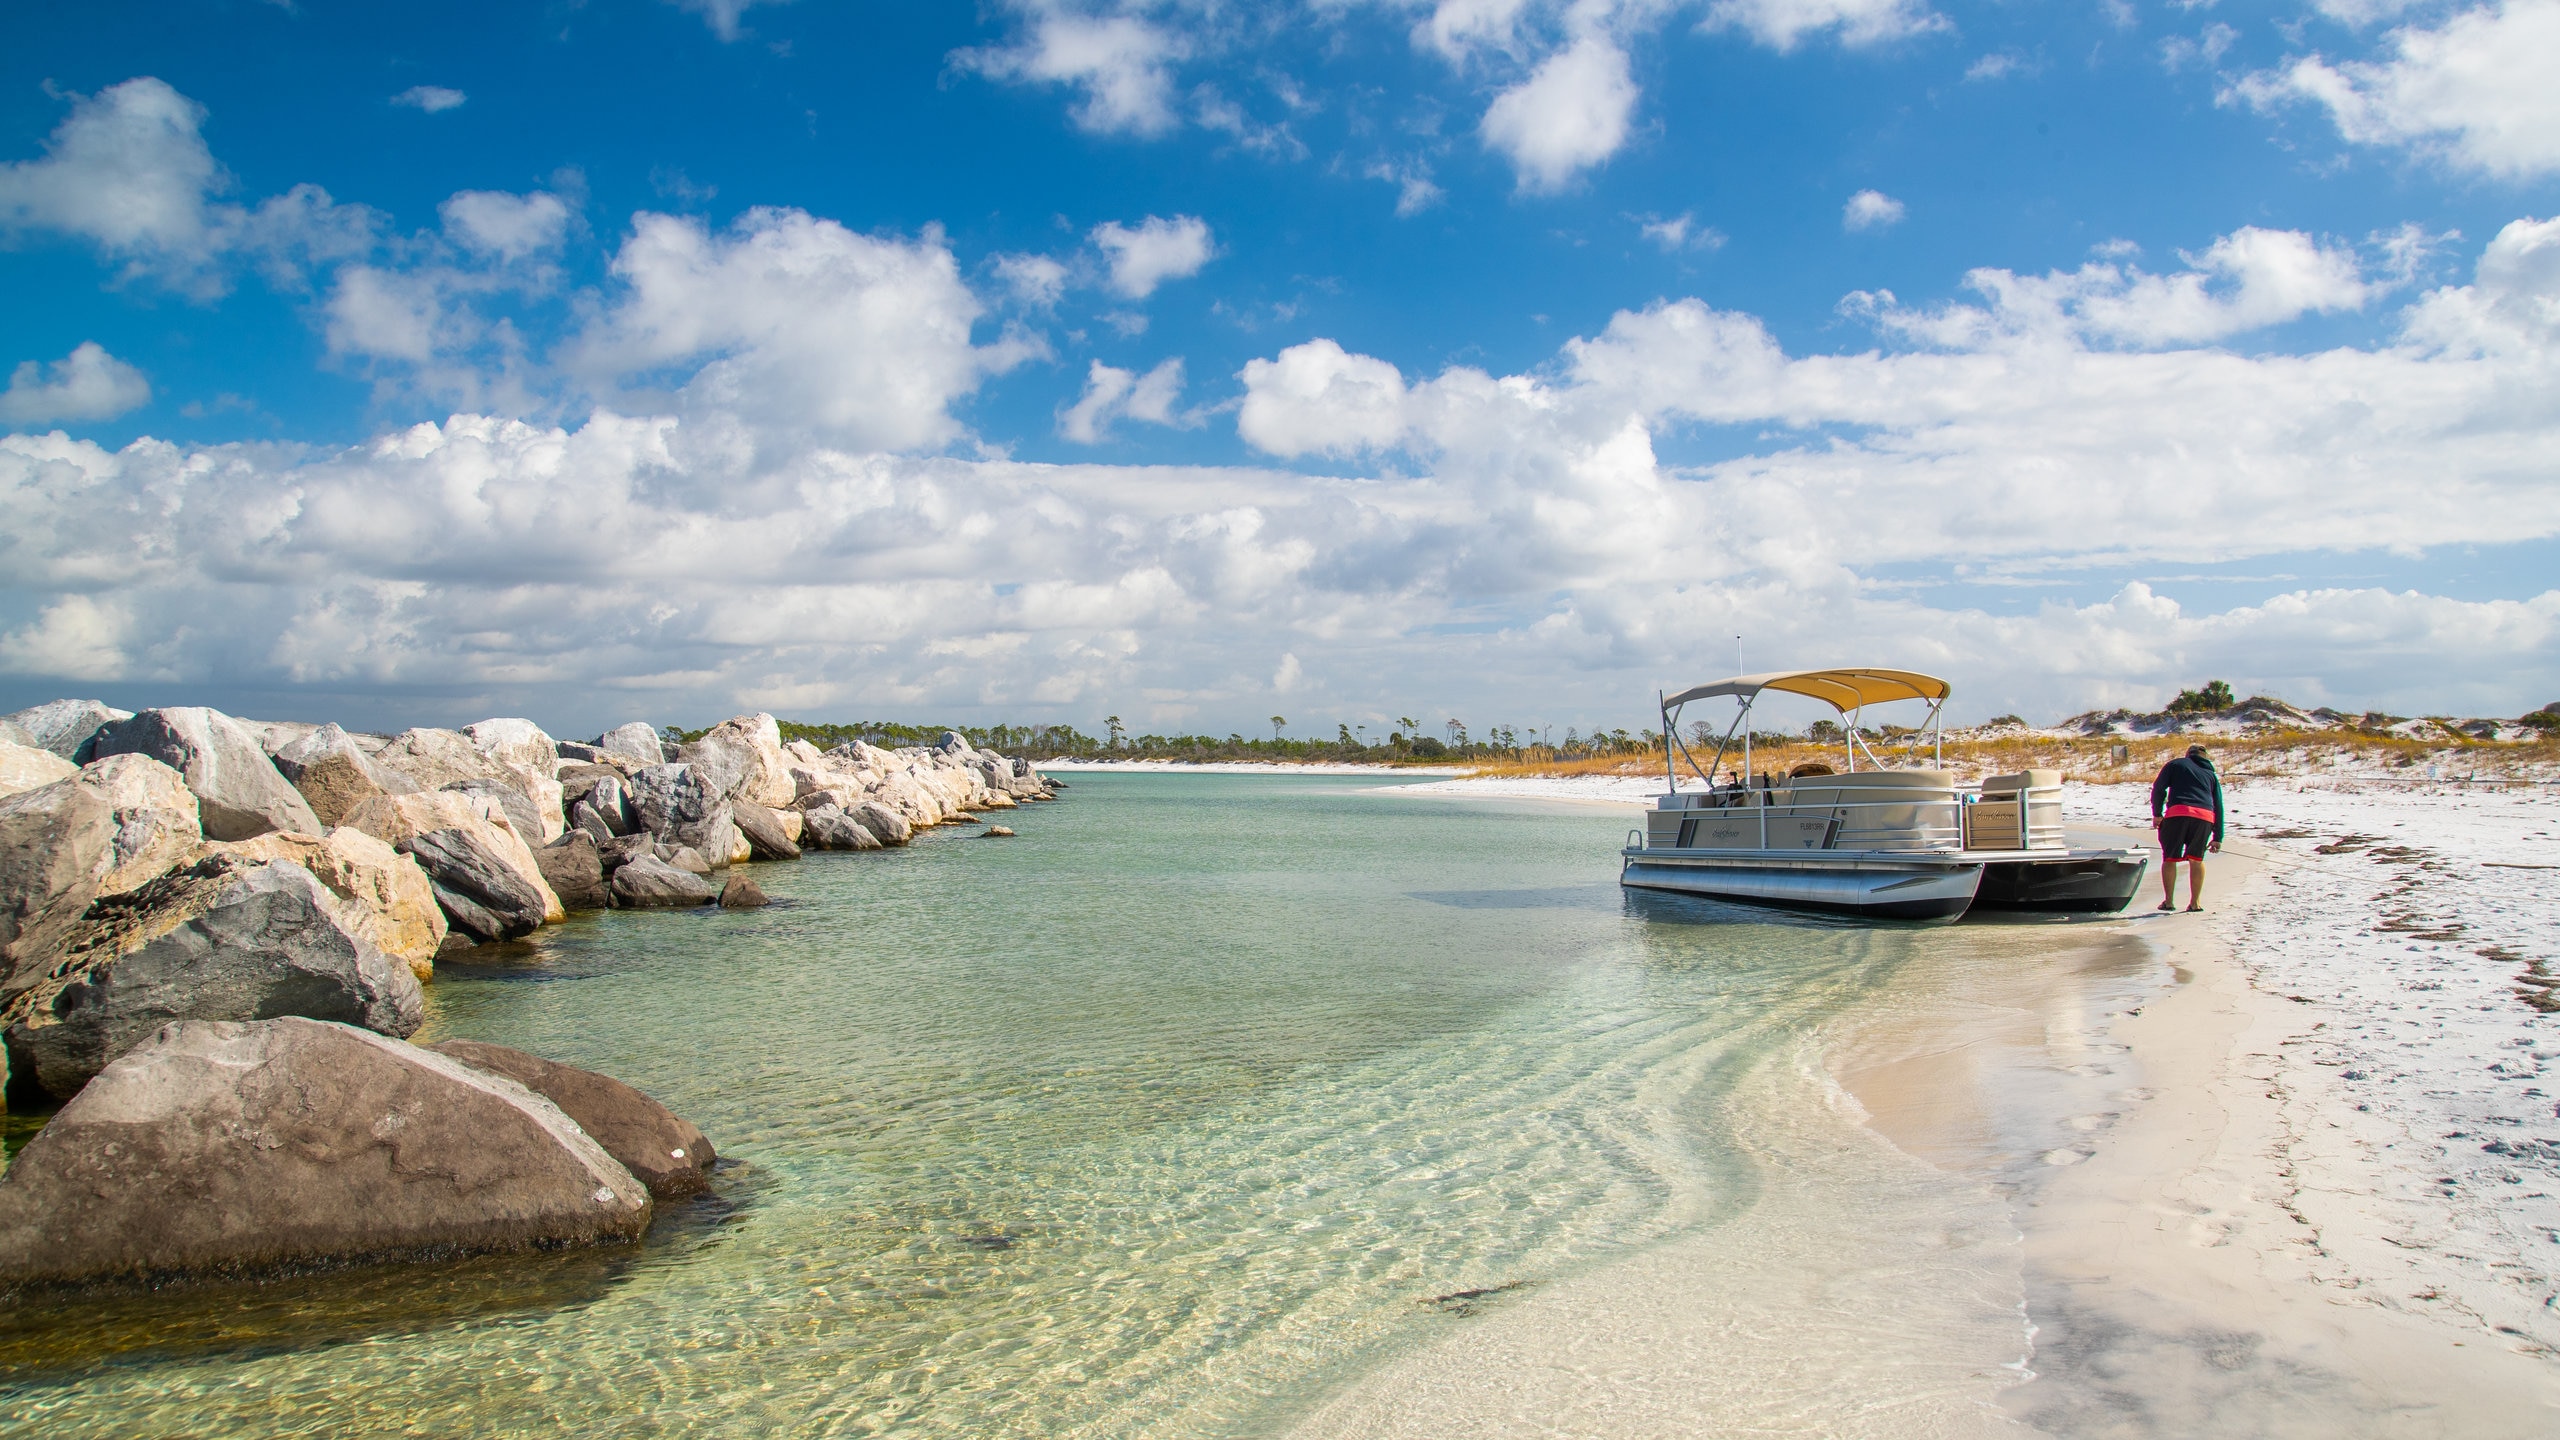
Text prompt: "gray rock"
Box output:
[[272, 723, 420, 827], [595, 722, 663, 767], [554, 741, 611, 764], [731, 800, 800, 861], [398, 828, 551, 943], [441, 777, 544, 845], [426, 1038, 716, 1200], [370, 728, 501, 792], [625, 763, 733, 855], [935, 730, 971, 755], [608, 854, 717, 908], [852, 800, 914, 846], [0, 719, 33, 749], [89, 707, 321, 841], [718, 876, 768, 909], [0, 1017, 650, 1288], [0, 777, 118, 1002], [1, 856, 423, 1100], [533, 833, 610, 911], [595, 832, 656, 875], [556, 763, 619, 807], [561, 769, 634, 838], [800, 804, 882, 851], [663, 846, 712, 875], [2, 699, 133, 762], [248, 719, 323, 757]]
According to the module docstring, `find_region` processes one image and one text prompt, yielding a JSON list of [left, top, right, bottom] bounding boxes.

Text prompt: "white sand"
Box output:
[[1038, 759, 1467, 776], [1293, 772, 2560, 1434]]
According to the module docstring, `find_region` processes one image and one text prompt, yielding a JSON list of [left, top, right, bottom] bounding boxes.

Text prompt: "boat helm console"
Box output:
[[1620, 667, 2147, 922]]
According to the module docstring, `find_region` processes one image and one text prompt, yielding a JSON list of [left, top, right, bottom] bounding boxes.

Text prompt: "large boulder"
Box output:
[[0, 777, 118, 1002], [0, 1018, 650, 1288], [679, 714, 796, 809], [731, 801, 800, 861], [799, 804, 881, 851], [1, 699, 132, 762], [532, 833, 610, 911], [271, 723, 420, 826], [852, 800, 914, 846], [89, 707, 321, 841], [83, 754, 206, 896], [441, 777, 545, 846], [564, 770, 635, 843], [375, 728, 563, 843], [211, 828, 445, 982], [341, 792, 563, 926], [399, 829, 551, 945], [595, 722, 664, 767], [609, 854, 717, 908], [1, 856, 423, 1100], [425, 1038, 715, 1199], [247, 719, 323, 756], [625, 763, 734, 858], [0, 740, 78, 801], [462, 718, 559, 779]]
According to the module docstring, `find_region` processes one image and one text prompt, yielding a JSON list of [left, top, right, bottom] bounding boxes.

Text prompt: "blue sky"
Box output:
[[2, 0, 2556, 737]]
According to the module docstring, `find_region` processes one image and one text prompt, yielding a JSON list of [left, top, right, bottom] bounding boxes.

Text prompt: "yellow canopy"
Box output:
[[1662, 668, 1952, 714]]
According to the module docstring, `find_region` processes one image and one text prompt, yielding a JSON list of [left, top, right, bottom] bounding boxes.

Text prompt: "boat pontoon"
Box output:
[[1619, 668, 2147, 922]]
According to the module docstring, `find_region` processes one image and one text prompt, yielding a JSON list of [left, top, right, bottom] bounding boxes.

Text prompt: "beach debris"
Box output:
[[1, 854, 423, 1100], [1424, 1280, 1527, 1316], [0, 1018, 650, 1290], [427, 1037, 717, 1199]]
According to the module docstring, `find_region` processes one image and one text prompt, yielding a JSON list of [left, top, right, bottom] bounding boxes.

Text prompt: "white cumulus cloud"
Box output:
[[1480, 36, 1639, 192], [1843, 189, 1905, 231], [568, 208, 1029, 450], [0, 343, 151, 425], [1059, 358, 1188, 442], [954, 6, 1188, 138], [1704, 0, 1947, 52], [1237, 339, 1412, 457], [2234, 0, 2560, 179], [1091, 214, 1215, 299]]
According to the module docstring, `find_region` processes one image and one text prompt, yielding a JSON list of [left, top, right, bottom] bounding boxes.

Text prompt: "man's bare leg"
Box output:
[[2158, 852, 2180, 909], [2185, 857, 2206, 909]]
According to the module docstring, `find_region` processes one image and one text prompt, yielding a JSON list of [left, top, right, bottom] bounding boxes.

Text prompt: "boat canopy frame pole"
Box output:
[[1661, 695, 1726, 792]]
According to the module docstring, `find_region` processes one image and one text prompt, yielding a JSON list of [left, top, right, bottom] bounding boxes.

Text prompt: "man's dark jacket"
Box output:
[[2149, 754, 2226, 843]]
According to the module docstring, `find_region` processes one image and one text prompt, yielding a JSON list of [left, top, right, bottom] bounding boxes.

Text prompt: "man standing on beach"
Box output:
[[2149, 743, 2224, 911]]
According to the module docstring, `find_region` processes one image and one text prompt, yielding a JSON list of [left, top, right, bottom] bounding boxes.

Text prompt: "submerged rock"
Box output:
[[90, 707, 321, 841], [718, 876, 768, 909], [0, 1017, 650, 1289], [1, 855, 423, 1100], [609, 854, 717, 908], [427, 1038, 716, 1199]]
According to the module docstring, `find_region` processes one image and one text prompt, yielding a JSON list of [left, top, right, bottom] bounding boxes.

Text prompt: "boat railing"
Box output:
[[1641, 778, 2069, 854]]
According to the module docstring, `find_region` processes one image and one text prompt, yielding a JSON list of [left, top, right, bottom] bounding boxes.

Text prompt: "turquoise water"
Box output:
[[0, 774, 1985, 1436]]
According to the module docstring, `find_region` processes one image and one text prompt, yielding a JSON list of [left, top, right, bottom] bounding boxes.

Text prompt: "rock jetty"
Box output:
[[0, 699, 1051, 1290]]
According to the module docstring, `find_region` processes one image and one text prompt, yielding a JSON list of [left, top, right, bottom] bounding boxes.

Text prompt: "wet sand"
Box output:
[[1290, 827, 2560, 1437]]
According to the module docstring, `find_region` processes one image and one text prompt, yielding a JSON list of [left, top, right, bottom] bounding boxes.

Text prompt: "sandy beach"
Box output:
[[1293, 774, 2560, 1436]]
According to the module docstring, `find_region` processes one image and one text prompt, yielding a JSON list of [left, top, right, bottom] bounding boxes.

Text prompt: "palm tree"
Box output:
[[1106, 715, 1125, 748], [1271, 715, 1286, 742]]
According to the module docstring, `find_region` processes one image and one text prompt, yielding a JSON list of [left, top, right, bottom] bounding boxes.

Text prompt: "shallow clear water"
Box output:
[[0, 774, 2071, 1437]]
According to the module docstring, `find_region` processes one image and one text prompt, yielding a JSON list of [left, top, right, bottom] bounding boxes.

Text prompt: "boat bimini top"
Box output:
[[1660, 667, 1950, 792]]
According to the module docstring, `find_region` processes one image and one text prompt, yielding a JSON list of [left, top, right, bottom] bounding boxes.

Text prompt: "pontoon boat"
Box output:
[[1620, 668, 2147, 922]]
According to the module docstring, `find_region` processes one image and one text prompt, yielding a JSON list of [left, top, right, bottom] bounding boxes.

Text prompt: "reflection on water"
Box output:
[[0, 776, 2082, 1437]]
